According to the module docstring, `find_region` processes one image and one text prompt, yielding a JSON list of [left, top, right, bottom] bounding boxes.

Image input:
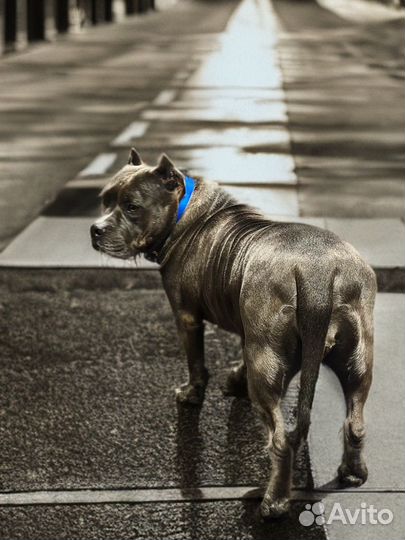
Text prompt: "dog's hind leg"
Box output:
[[324, 304, 374, 486], [244, 341, 293, 519]]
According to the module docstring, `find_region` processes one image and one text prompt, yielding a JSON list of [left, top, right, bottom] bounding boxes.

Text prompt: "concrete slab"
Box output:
[[1, 212, 403, 272], [78, 154, 117, 177], [67, 178, 109, 189], [111, 122, 150, 146], [290, 128, 403, 156], [293, 156, 403, 174], [0, 500, 326, 540], [325, 218, 405, 268], [226, 186, 299, 216], [141, 103, 287, 124], [309, 294, 405, 490], [0, 286, 311, 491], [180, 88, 286, 102], [318, 0, 404, 23], [0, 217, 155, 269], [298, 179, 405, 219], [153, 89, 177, 106], [174, 147, 297, 185], [129, 126, 291, 151]]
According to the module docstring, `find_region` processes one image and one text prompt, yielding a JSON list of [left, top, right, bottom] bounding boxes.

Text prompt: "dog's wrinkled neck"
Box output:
[[143, 231, 172, 263], [151, 182, 240, 268], [144, 176, 198, 264], [142, 209, 177, 263]]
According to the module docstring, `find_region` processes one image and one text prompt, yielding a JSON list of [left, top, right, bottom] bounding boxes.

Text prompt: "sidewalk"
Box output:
[[0, 0, 404, 538]]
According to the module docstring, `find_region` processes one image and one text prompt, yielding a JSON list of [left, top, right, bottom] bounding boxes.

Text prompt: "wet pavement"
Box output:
[[0, 0, 404, 538], [273, 0, 404, 217]]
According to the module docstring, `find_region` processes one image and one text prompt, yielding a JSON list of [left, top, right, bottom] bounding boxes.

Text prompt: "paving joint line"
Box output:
[[0, 486, 403, 507]]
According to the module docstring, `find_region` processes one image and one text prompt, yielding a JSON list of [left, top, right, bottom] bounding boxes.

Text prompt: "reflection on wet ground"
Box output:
[[138, 0, 296, 189]]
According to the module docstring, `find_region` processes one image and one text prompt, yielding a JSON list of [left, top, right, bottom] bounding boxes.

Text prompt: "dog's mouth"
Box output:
[[92, 238, 140, 262], [92, 238, 101, 251], [90, 223, 135, 260]]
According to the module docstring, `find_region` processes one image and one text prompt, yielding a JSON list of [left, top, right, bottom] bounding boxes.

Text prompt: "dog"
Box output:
[[91, 148, 376, 518]]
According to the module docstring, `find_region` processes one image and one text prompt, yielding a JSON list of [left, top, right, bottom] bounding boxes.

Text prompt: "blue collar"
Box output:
[[177, 176, 196, 222]]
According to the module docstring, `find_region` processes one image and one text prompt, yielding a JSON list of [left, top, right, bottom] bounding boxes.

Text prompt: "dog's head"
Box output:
[[90, 148, 186, 259]]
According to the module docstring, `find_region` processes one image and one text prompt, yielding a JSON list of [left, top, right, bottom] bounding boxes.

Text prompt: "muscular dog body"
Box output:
[[91, 149, 376, 518]]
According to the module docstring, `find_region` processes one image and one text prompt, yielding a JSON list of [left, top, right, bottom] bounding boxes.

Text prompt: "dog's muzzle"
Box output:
[[90, 223, 105, 250]]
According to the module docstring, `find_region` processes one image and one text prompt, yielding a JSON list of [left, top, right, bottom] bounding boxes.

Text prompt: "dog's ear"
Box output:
[[154, 154, 184, 192], [155, 154, 176, 177], [128, 147, 142, 166]]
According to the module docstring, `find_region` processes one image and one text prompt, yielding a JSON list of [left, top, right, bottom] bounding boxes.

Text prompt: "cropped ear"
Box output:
[[128, 147, 142, 166], [154, 153, 184, 191], [155, 153, 176, 177]]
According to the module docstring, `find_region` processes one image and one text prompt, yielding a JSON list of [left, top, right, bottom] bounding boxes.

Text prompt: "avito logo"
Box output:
[[299, 502, 393, 527]]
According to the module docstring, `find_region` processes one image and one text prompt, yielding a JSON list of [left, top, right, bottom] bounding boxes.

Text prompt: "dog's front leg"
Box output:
[[175, 311, 208, 406]]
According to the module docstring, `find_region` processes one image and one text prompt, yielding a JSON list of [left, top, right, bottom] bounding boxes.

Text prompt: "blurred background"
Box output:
[[1, 1, 157, 52]]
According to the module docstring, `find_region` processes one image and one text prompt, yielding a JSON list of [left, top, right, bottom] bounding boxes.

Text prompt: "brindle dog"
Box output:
[[91, 148, 376, 519]]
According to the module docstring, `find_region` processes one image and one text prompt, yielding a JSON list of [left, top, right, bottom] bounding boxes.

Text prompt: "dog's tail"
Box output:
[[291, 268, 336, 449]]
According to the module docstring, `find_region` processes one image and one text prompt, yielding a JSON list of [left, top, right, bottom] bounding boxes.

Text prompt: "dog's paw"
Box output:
[[260, 497, 290, 520], [338, 461, 368, 487], [175, 383, 205, 406], [223, 367, 248, 397]]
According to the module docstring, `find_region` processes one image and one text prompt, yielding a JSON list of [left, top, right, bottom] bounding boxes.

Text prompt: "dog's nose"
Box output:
[[91, 224, 105, 239]]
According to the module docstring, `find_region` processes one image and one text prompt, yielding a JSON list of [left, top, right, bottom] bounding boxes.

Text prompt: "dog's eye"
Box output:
[[125, 202, 141, 213]]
